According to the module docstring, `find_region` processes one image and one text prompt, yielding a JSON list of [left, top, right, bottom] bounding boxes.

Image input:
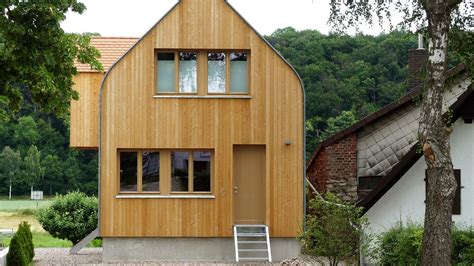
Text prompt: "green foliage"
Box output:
[[300, 193, 368, 266], [17, 221, 34, 261], [452, 227, 474, 264], [370, 222, 474, 265], [0, 146, 22, 194], [306, 111, 357, 157], [6, 221, 34, 266], [23, 145, 44, 191], [0, 114, 98, 196], [265, 29, 417, 156], [0, 0, 103, 116], [36, 191, 98, 244], [6, 235, 28, 266]]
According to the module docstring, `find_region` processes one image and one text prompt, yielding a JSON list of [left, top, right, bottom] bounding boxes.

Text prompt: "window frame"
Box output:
[[170, 150, 213, 194], [155, 50, 250, 96], [117, 149, 213, 196]]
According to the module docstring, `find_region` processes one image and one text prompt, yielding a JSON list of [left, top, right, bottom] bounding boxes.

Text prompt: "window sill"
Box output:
[[154, 95, 251, 99], [115, 194, 215, 199]]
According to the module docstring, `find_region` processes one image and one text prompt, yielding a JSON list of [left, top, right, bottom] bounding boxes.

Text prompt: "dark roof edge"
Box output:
[[306, 63, 467, 169], [357, 84, 473, 213]]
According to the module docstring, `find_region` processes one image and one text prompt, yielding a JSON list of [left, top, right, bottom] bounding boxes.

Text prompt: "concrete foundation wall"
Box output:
[[103, 237, 300, 262]]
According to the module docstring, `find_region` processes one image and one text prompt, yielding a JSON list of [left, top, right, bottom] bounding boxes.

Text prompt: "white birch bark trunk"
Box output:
[[419, 0, 462, 264]]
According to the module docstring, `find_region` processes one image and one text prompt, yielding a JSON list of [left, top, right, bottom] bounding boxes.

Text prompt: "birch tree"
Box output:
[[23, 145, 44, 194], [0, 146, 22, 199], [327, 0, 473, 264]]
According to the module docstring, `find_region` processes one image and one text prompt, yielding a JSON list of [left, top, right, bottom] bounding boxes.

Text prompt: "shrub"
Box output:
[[6, 235, 28, 266], [36, 191, 98, 245], [300, 193, 368, 266], [17, 221, 34, 260], [6, 222, 34, 266], [452, 227, 474, 264], [371, 222, 474, 265]]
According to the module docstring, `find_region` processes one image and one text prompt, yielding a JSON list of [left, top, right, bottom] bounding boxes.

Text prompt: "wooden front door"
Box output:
[[233, 145, 266, 225]]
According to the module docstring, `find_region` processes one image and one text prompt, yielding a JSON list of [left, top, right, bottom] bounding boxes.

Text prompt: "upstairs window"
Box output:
[[208, 52, 226, 93], [157, 53, 176, 92], [230, 52, 248, 93], [179, 52, 198, 93], [156, 51, 249, 95]]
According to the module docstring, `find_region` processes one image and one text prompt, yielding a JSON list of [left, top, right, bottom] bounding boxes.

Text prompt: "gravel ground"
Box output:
[[34, 248, 102, 265], [33, 248, 324, 265]]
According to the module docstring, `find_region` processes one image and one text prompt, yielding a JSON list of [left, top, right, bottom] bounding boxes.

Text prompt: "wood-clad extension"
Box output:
[[70, 72, 103, 148], [70, 37, 138, 149], [98, 0, 304, 238]]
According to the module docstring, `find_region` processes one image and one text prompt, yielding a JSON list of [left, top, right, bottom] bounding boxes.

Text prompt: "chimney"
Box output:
[[407, 33, 428, 91]]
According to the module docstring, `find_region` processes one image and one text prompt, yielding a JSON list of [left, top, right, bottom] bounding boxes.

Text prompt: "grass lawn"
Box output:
[[0, 199, 52, 211], [0, 211, 100, 248], [1, 231, 72, 248]]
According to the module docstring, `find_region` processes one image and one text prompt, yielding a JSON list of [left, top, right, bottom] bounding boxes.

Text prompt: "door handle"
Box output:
[[234, 186, 238, 193]]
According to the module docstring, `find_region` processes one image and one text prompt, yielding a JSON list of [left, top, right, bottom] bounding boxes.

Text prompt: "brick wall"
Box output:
[[307, 133, 358, 203], [408, 49, 428, 91]]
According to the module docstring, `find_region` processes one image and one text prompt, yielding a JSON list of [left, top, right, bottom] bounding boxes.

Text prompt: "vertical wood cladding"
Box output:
[[70, 72, 103, 149], [99, 0, 304, 238]]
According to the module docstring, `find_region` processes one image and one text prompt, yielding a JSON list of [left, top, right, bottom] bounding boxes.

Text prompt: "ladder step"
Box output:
[[238, 241, 267, 244], [239, 257, 269, 261], [237, 233, 266, 237], [238, 249, 268, 252]]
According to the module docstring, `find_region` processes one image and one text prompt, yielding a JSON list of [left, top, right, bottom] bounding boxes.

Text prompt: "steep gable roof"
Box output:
[[306, 63, 468, 169], [75, 37, 138, 73], [357, 84, 473, 212]]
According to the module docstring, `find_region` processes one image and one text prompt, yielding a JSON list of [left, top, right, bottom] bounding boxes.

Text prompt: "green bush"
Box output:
[[452, 227, 474, 264], [6, 236, 28, 266], [17, 221, 34, 260], [371, 222, 474, 265], [36, 191, 98, 245], [300, 193, 368, 266], [6, 222, 34, 266]]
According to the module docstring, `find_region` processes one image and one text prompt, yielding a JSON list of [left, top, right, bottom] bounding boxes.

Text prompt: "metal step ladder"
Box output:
[[233, 224, 272, 262]]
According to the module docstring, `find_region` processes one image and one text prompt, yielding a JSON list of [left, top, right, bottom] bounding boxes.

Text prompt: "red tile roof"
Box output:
[[75, 37, 139, 72]]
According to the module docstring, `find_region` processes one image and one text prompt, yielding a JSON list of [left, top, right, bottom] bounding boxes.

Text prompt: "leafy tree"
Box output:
[[266, 29, 417, 156], [37, 191, 98, 244], [0, 146, 22, 199], [41, 154, 63, 195], [23, 145, 44, 193], [0, 0, 103, 117], [327, 0, 473, 264], [300, 193, 368, 266], [306, 111, 357, 157], [13, 116, 39, 154]]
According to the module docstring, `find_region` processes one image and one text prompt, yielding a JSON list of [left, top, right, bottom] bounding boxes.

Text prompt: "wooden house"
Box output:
[[70, 0, 305, 262]]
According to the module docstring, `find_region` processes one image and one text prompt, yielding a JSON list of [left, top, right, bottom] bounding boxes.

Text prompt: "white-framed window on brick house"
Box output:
[[119, 150, 211, 195]]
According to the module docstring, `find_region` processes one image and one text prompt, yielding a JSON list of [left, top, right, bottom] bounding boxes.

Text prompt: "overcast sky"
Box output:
[[61, 0, 389, 37]]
